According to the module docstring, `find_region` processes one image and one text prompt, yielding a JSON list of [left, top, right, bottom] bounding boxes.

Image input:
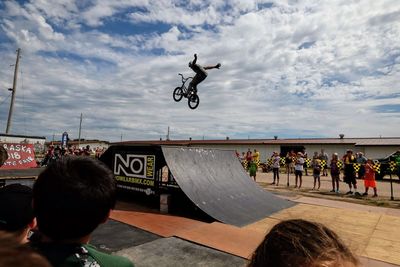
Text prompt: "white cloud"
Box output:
[[0, 0, 399, 141]]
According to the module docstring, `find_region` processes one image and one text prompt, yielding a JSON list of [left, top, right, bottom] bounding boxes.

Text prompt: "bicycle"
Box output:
[[173, 73, 200, 109]]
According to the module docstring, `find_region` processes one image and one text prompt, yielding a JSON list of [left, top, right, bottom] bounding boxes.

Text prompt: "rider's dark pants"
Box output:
[[189, 73, 207, 91]]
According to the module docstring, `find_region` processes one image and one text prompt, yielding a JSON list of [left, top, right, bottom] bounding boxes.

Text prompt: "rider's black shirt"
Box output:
[[190, 64, 207, 77]]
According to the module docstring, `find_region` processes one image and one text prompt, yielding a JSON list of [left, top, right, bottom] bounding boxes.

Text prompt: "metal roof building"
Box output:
[[112, 137, 400, 161]]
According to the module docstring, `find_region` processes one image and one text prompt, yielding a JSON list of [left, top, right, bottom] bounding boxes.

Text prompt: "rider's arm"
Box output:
[[192, 54, 197, 65], [204, 63, 221, 70]]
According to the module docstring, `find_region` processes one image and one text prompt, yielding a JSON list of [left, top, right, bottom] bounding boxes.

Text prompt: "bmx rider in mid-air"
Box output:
[[188, 54, 221, 95]]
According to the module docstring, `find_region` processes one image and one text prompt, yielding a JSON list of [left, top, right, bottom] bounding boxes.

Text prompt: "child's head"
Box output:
[[248, 219, 359, 267], [0, 184, 35, 243], [0, 231, 51, 267], [33, 156, 116, 241]]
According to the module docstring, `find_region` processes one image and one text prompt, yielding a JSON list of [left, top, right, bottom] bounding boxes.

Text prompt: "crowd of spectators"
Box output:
[[40, 144, 106, 166], [238, 148, 379, 197]]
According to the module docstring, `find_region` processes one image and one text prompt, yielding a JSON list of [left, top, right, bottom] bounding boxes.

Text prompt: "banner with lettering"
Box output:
[[0, 143, 37, 169], [113, 153, 156, 195]]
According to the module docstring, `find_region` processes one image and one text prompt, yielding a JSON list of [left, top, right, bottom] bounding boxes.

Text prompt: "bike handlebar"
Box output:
[[178, 73, 193, 82]]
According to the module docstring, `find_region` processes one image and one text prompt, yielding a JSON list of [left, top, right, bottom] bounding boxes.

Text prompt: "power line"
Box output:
[[0, 93, 12, 106]]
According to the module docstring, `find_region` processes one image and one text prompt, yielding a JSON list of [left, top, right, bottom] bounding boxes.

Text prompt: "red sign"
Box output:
[[1, 143, 37, 169]]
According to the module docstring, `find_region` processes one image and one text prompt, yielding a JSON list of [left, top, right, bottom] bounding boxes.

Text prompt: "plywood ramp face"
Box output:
[[174, 222, 266, 259], [110, 210, 207, 238], [162, 146, 295, 226]]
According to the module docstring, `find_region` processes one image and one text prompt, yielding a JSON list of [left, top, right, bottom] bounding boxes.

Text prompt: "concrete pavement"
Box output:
[[254, 170, 400, 202]]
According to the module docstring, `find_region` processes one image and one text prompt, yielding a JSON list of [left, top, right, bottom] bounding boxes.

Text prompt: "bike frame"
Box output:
[[178, 73, 193, 95]]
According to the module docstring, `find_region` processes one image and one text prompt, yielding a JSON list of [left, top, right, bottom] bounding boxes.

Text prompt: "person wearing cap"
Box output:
[[342, 149, 358, 195], [0, 183, 36, 243], [271, 152, 280, 185]]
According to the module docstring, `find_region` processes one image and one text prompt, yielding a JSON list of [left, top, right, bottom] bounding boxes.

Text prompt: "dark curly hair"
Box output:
[[33, 156, 116, 241]]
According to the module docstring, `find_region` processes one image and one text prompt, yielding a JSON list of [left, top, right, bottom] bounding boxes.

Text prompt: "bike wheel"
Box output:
[[188, 94, 200, 109], [173, 87, 183, 102]]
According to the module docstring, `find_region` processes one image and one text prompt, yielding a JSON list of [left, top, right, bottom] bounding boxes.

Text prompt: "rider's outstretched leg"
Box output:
[[188, 81, 194, 96]]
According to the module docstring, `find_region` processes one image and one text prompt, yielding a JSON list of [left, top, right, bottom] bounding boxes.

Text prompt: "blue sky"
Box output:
[[0, 0, 399, 142]]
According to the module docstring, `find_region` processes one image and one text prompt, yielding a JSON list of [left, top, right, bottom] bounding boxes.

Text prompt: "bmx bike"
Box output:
[[173, 73, 200, 109]]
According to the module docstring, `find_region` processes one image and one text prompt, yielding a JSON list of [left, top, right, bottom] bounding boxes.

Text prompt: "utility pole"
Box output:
[[78, 113, 83, 149], [166, 126, 170, 141], [6, 48, 21, 134]]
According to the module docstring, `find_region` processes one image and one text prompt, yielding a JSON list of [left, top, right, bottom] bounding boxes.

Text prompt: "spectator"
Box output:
[[289, 150, 296, 174], [285, 152, 292, 174], [249, 160, 257, 182], [319, 149, 329, 176], [312, 158, 321, 190], [235, 150, 240, 158], [330, 153, 341, 193], [302, 148, 308, 176], [83, 145, 92, 156], [0, 231, 51, 267], [0, 145, 8, 167], [363, 159, 378, 197], [271, 152, 280, 185], [41, 145, 55, 166], [253, 149, 260, 163], [343, 149, 358, 195], [248, 219, 359, 267], [0, 184, 36, 244], [356, 152, 367, 179], [246, 149, 253, 165], [294, 152, 304, 189], [31, 156, 134, 267]]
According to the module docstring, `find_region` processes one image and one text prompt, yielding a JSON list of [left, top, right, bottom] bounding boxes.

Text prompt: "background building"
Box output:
[[113, 136, 400, 161]]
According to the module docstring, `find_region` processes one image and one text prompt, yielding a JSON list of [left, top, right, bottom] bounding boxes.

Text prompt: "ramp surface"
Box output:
[[162, 147, 294, 227]]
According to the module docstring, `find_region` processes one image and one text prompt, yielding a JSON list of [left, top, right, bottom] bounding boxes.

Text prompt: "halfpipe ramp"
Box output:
[[162, 147, 294, 227]]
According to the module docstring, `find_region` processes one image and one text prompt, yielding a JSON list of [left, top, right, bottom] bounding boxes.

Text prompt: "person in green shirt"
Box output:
[[30, 156, 134, 267], [249, 160, 257, 181]]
